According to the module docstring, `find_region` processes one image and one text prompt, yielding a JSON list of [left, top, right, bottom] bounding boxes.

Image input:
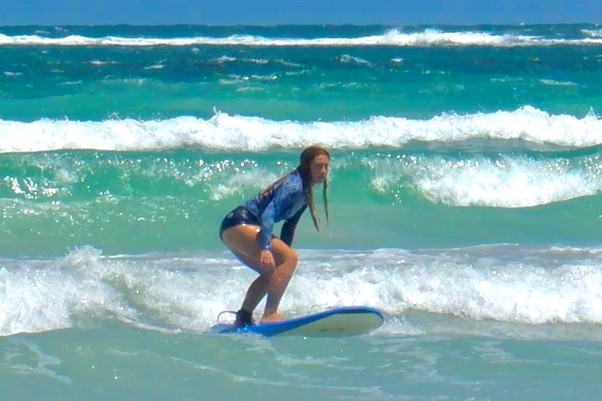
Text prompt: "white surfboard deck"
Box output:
[[211, 306, 384, 337]]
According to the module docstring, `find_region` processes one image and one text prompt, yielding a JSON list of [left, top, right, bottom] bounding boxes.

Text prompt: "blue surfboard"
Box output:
[[211, 306, 384, 337]]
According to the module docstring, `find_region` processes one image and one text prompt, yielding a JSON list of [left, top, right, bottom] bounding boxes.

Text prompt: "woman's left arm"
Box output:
[[280, 205, 307, 246]]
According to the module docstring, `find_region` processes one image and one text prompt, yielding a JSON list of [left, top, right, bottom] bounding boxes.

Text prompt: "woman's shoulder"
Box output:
[[281, 171, 304, 191], [270, 171, 303, 201]]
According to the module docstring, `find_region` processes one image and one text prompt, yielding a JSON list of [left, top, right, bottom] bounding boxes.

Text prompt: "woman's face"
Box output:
[[310, 154, 330, 184]]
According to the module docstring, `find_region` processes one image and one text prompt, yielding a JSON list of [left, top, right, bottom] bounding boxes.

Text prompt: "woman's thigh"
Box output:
[[221, 225, 297, 274]]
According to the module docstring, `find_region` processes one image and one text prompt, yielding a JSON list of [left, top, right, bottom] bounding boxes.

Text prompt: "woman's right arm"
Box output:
[[258, 201, 277, 271], [258, 173, 302, 270]]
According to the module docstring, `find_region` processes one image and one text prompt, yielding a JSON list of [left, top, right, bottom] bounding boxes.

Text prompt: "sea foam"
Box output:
[[368, 155, 602, 207], [0, 107, 600, 153], [1, 30, 601, 47], [2, 247, 602, 337]]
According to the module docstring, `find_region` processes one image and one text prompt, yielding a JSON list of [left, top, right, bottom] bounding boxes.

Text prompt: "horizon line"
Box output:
[[0, 22, 600, 28]]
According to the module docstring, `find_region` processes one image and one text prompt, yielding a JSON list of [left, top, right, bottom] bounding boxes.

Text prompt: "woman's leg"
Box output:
[[230, 251, 271, 314], [221, 224, 298, 322], [261, 244, 297, 322]]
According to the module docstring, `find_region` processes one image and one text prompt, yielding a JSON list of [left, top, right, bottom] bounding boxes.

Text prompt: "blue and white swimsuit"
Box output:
[[219, 171, 308, 249]]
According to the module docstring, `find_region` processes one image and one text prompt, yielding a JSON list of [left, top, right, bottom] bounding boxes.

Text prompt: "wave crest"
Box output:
[[0, 106, 600, 152], [2, 30, 602, 47]]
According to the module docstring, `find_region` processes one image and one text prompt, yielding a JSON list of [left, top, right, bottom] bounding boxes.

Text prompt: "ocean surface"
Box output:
[[1, 24, 602, 400]]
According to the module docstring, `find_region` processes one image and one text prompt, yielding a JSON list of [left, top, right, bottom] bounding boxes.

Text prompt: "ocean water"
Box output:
[[1, 24, 602, 400]]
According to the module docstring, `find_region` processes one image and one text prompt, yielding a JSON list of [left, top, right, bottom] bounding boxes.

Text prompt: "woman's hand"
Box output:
[[260, 249, 276, 272]]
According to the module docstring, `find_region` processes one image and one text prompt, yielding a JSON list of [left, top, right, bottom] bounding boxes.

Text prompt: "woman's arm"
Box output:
[[259, 174, 303, 250], [280, 205, 307, 247]]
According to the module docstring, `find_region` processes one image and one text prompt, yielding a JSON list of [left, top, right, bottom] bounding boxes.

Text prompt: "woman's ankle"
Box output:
[[234, 309, 255, 327]]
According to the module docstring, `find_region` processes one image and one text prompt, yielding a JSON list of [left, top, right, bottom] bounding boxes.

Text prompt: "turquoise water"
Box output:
[[2, 24, 602, 400]]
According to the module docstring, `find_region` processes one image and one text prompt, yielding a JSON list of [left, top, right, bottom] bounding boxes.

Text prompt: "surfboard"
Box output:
[[211, 306, 384, 337]]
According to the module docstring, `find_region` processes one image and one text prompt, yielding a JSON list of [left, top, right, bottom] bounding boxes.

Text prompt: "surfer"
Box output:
[[219, 145, 330, 327]]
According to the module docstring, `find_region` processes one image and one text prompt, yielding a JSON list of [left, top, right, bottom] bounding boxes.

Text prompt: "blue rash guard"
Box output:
[[219, 171, 308, 250], [246, 171, 307, 250]]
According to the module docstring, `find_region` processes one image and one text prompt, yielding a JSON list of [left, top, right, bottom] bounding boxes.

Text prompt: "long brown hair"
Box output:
[[297, 145, 330, 231], [261, 145, 330, 231]]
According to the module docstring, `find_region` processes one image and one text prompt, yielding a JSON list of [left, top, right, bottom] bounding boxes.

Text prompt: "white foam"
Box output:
[[339, 55, 374, 67], [0, 247, 136, 336], [235, 86, 265, 93], [275, 59, 303, 68], [89, 60, 120, 66], [2, 247, 602, 337], [208, 169, 277, 201], [582, 29, 602, 38], [540, 79, 578, 86], [212, 55, 236, 64], [144, 64, 165, 70], [1, 30, 601, 47], [250, 74, 278, 81], [59, 80, 83, 86], [246, 58, 269, 64], [301, 249, 602, 326], [218, 75, 248, 85], [369, 155, 602, 207], [0, 106, 600, 153]]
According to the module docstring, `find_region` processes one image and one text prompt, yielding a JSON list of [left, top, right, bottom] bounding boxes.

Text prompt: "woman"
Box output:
[[219, 145, 330, 327]]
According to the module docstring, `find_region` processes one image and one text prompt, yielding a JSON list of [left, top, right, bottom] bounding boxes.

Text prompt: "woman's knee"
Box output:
[[280, 248, 298, 267], [271, 246, 297, 268], [290, 249, 298, 265]]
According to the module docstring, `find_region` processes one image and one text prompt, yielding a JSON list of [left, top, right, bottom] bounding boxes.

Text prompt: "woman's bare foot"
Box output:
[[260, 313, 285, 324]]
